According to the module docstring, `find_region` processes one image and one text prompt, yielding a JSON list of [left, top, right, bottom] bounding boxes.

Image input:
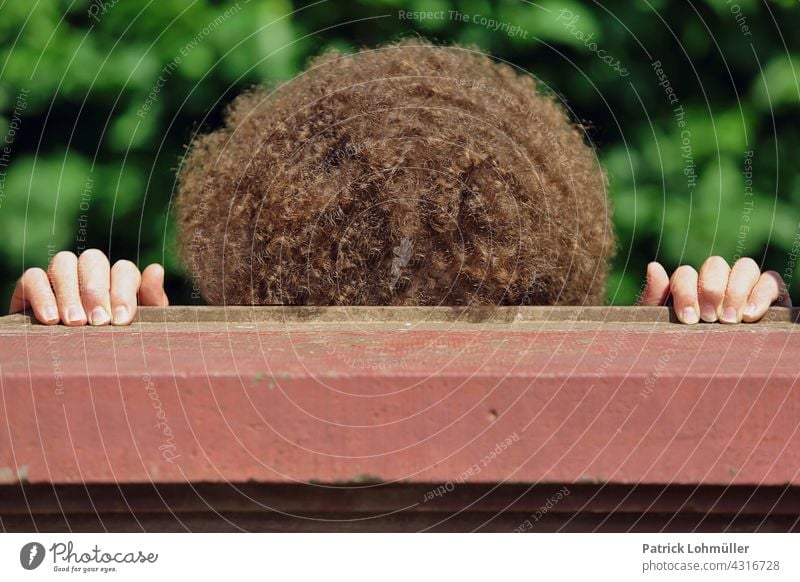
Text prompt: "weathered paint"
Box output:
[[1, 306, 798, 491]]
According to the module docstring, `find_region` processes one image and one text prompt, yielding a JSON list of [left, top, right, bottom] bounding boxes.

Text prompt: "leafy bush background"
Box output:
[[1, 0, 798, 307]]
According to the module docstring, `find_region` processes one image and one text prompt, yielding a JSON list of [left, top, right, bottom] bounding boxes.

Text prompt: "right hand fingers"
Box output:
[[140, 264, 169, 306], [670, 265, 700, 324], [639, 262, 671, 306], [719, 257, 761, 324], [742, 270, 792, 322]]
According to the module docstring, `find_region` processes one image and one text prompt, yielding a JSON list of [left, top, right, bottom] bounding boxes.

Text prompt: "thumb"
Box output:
[[639, 261, 670, 306]]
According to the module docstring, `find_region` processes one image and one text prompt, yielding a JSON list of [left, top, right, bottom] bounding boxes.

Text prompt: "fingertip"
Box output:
[[112, 304, 133, 326], [144, 263, 164, 279], [719, 306, 740, 325], [141, 264, 168, 306], [671, 264, 697, 279], [734, 256, 759, 272], [38, 305, 60, 325], [62, 304, 87, 326], [679, 306, 700, 325], [699, 303, 718, 323], [89, 306, 111, 326], [640, 262, 672, 307], [741, 302, 761, 323], [702, 255, 730, 270], [647, 261, 667, 280]]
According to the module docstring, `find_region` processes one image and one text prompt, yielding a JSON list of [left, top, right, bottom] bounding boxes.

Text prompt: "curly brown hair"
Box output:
[[176, 39, 615, 306]]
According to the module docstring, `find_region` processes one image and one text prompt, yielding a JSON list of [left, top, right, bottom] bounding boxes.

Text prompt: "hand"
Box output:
[[8, 249, 168, 326], [640, 257, 791, 324]]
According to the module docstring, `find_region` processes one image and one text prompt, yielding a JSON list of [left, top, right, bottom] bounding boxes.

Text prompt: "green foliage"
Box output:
[[1, 0, 798, 306]]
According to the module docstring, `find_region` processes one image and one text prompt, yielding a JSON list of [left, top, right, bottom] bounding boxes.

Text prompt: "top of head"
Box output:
[[176, 39, 615, 306]]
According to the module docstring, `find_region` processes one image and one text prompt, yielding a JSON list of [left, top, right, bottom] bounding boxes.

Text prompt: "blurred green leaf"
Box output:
[[752, 55, 800, 109], [1, 0, 799, 308], [0, 152, 91, 267]]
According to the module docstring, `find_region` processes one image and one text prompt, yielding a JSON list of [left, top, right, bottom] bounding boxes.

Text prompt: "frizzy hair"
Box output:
[[176, 39, 615, 306]]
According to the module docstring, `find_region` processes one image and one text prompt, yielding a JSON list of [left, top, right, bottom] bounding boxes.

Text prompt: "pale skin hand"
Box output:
[[640, 256, 791, 324], [7, 252, 789, 325], [8, 249, 168, 326]]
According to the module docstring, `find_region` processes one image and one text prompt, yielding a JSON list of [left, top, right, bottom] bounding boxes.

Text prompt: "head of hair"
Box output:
[[176, 38, 615, 306]]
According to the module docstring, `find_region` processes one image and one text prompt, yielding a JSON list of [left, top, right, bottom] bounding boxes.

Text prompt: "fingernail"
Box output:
[[682, 307, 699, 324], [720, 306, 738, 324], [90, 306, 110, 326], [700, 303, 717, 322], [67, 305, 85, 324], [112, 305, 129, 325], [42, 306, 59, 322], [743, 303, 758, 318]]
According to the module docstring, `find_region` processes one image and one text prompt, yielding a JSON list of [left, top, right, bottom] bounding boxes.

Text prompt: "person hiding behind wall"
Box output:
[[8, 39, 791, 325]]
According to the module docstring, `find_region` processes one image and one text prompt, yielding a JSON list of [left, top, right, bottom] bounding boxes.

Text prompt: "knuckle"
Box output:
[[112, 259, 138, 273], [671, 265, 697, 282], [79, 248, 109, 264], [52, 250, 77, 266], [762, 271, 784, 286], [704, 255, 729, 269], [734, 257, 759, 273], [23, 267, 47, 282]]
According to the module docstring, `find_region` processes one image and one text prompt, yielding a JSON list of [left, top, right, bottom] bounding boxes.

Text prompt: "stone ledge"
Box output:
[[3, 305, 800, 326], [1, 306, 798, 531]]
